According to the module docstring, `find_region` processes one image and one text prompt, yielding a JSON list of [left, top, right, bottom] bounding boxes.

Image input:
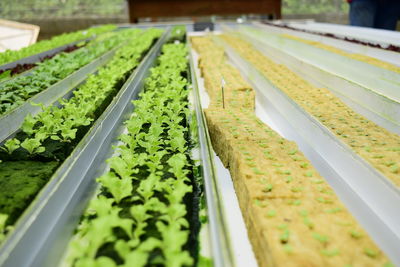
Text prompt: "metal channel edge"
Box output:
[[216, 35, 400, 266], [0, 28, 170, 267], [187, 35, 235, 267], [252, 22, 400, 67], [0, 42, 119, 143], [232, 26, 400, 135], [0, 38, 93, 72], [281, 21, 400, 48], [238, 25, 400, 103]]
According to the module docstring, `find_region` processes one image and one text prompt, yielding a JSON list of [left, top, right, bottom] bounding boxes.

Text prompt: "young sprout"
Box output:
[[349, 230, 363, 239], [280, 229, 290, 243], [266, 210, 276, 218], [304, 171, 313, 177], [364, 248, 378, 258], [1, 138, 20, 154], [320, 249, 340, 257], [312, 233, 329, 244], [21, 138, 45, 154]]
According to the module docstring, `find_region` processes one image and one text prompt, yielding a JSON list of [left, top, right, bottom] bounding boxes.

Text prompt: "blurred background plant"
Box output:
[[283, 0, 348, 15], [0, 0, 127, 19], [0, 0, 348, 19], [0, 0, 350, 40]]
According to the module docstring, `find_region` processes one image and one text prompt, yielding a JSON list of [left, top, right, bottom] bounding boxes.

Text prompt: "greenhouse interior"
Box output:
[[0, 0, 399, 266]]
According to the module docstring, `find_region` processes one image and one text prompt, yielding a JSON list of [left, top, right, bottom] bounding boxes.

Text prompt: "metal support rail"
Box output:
[[0, 29, 169, 267], [276, 21, 400, 49], [252, 21, 400, 67], [0, 41, 119, 143], [237, 25, 400, 100], [187, 35, 235, 267], [0, 38, 92, 73], [215, 35, 400, 267], [230, 25, 400, 135]]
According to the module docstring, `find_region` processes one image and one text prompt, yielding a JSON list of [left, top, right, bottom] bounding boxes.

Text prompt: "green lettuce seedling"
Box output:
[[97, 172, 132, 203], [1, 139, 20, 154]]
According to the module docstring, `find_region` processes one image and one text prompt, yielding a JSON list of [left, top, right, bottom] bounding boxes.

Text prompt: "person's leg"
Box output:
[[349, 0, 377, 28], [374, 0, 400, 30]]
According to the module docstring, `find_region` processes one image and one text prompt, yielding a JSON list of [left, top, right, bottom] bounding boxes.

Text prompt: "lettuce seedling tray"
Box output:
[[55, 33, 218, 266], [0, 42, 120, 143], [0, 37, 93, 73], [0, 62, 40, 86], [0, 44, 84, 86], [0, 26, 231, 267], [216, 34, 400, 266], [0, 29, 168, 267], [231, 25, 400, 135]]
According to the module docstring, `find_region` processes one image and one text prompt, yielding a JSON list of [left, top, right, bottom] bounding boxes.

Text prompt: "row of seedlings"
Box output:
[[222, 34, 400, 188], [0, 28, 163, 243], [0, 28, 134, 116], [0, 43, 83, 82], [0, 24, 116, 67], [63, 40, 201, 266], [191, 35, 392, 267]]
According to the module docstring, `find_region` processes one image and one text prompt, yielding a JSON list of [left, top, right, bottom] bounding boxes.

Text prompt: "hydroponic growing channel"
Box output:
[[0, 21, 399, 267]]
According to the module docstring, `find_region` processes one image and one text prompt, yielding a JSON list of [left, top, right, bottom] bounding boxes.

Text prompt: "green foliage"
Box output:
[[168, 153, 189, 179], [1, 139, 20, 154], [0, 71, 11, 82], [282, 0, 349, 15], [0, 28, 162, 243], [168, 25, 187, 44], [0, 25, 116, 66], [0, 161, 59, 227], [0, 28, 126, 116], [97, 172, 133, 203], [0, 0, 126, 19], [9, 28, 161, 156], [0, 214, 8, 242], [20, 138, 45, 154], [65, 42, 196, 266]]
